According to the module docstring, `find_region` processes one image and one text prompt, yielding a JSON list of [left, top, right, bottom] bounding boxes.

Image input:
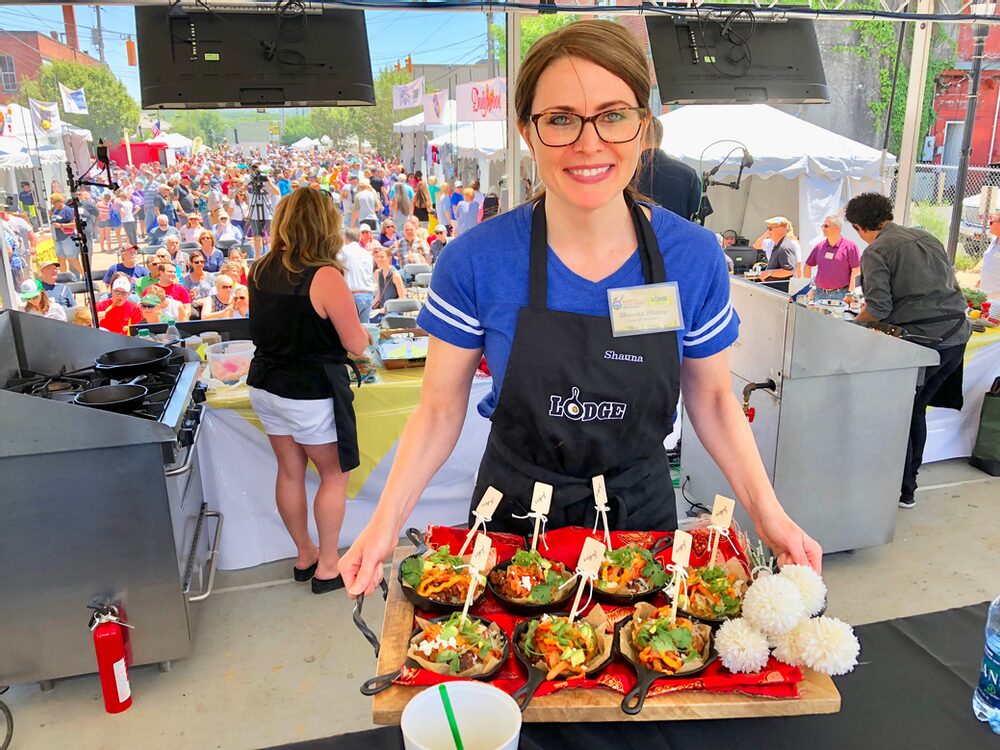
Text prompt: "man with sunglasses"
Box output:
[[805, 215, 860, 301], [845, 192, 971, 510], [980, 211, 1000, 297]]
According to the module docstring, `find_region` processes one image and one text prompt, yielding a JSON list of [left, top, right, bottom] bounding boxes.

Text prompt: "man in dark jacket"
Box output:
[[846, 192, 972, 510], [635, 117, 703, 222]]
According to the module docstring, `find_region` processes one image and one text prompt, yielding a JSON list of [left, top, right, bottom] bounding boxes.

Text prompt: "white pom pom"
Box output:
[[771, 628, 804, 666], [778, 564, 827, 617], [742, 573, 808, 640], [787, 616, 860, 676], [715, 618, 770, 674]]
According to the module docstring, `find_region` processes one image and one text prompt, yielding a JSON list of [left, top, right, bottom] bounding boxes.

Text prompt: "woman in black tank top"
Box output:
[[247, 188, 370, 594]]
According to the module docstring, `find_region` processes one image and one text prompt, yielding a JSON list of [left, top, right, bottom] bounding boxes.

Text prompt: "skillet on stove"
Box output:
[[73, 376, 148, 413], [94, 346, 173, 379]]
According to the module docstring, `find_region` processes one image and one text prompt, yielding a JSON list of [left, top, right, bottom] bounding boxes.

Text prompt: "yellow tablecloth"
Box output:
[[205, 367, 430, 497]]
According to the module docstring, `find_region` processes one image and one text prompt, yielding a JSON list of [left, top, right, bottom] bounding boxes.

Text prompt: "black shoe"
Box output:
[[898, 496, 916, 509], [293, 561, 318, 582], [311, 575, 345, 594]]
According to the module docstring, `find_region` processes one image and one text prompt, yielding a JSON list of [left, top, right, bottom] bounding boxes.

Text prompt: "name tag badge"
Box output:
[[824, 252, 835, 260], [607, 282, 684, 338]]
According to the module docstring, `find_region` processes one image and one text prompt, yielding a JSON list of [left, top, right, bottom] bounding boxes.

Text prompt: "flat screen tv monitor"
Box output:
[[135, 6, 375, 109], [647, 13, 829, 105]]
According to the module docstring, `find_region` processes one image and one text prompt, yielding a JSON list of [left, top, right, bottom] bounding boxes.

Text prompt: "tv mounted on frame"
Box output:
[[135, 4, 375, 109], [646, 11, 830, 105]]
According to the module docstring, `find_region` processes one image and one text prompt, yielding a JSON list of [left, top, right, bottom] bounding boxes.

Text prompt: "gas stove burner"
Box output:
[[45, 380, 73, 393]]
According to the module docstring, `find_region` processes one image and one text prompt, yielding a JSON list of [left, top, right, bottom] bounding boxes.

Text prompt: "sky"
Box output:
[[0, 4, 493, 107]]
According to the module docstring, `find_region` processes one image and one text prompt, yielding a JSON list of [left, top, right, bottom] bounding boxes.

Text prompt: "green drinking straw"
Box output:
[[438, 684, 465, 750]]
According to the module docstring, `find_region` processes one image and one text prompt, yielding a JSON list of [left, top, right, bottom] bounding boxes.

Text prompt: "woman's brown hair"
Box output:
[[514, 19, 653, 203], [249, 187, 344, 286]]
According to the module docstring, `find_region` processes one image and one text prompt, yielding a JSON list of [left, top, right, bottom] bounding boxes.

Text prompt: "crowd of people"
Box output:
[[5, 143, 497, 334]]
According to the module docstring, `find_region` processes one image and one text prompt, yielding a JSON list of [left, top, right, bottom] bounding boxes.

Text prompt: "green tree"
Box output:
[[491, 14, 578, 69], [18, 59, 139, 143], [190, 111, 228, 146], [280, 114, 314, 145], [310, 107, 357, 147], [353, 67, 420, 157]]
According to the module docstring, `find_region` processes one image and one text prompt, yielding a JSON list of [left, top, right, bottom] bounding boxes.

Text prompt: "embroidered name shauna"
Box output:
[[549, 387, 627, 422], [604, 350, 644, 363]]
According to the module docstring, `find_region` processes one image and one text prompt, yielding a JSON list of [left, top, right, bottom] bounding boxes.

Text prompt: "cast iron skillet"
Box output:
[[615, 613, 717, 715], [591, 536, 673, 607], [73, 376, 147, 413], [509, 614, 615, 712], [94, 345, 173, 379], [487, 558, 578, 616], [359, 613, 510, 696], [397, 527, 489, 614]]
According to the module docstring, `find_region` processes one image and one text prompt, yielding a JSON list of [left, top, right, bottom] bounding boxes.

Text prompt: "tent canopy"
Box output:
[[658, 104, 893, 181], [658, 104, 891, 248], [0, 135, 65, 170], [428, 122, 527, 162], [290, 137, 321, 151], [148, 131, 193, 150], [393, 100, 458, 138]]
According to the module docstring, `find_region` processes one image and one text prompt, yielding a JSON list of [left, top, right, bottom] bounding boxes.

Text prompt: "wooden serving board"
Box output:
[[371, 549, 841, 724]]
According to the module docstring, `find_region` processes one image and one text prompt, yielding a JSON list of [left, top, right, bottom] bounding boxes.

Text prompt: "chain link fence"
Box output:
[[890, 164, 1000, 270]]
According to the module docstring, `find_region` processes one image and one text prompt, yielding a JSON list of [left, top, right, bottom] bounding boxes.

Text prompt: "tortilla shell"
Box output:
[[621, 602, 713, 676], [407, 616, 505, 678]]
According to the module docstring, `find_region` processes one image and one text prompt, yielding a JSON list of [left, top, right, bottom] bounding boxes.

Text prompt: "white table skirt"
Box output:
[[198, 379, 493, 570]]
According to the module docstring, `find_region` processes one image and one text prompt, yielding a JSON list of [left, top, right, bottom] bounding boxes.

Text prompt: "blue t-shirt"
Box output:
[[417, 202, 740, 419], [103, 263, 150, 285]]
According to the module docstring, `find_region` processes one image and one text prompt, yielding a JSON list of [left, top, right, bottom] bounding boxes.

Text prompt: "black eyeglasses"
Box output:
[[528, 107, 648, 147]]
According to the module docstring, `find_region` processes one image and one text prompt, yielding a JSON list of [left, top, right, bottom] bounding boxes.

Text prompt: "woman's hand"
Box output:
[[754, 504, 823, 573], [340, 519, 398, 598]]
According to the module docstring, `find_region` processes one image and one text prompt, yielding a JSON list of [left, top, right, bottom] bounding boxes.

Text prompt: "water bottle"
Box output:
[[973, 594, 1000, 734], [165, 323, 181, 342]]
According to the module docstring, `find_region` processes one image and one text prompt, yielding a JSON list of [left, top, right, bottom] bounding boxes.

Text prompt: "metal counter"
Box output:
[[680, 279, 940, 554]]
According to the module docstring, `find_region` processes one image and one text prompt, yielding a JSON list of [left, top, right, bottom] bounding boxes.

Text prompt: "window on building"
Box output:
[[0, 56, 16, 93]]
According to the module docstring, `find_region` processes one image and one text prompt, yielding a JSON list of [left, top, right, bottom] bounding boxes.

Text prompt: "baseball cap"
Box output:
[[112, 277, 132, 293], [454, 180, 462, 188], [19, 279, 42, 301], [359, 223, 373, 232], [765, 216, 791, 227], [434, 226, 447, 234], [39, 259, 60, 269]]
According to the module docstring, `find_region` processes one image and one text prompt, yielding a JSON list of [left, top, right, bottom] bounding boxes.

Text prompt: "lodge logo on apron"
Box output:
[[548, 387, 627, 422]]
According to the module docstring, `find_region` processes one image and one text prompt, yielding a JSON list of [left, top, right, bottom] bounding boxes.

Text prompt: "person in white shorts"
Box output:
[[246, 188, 371, 594]]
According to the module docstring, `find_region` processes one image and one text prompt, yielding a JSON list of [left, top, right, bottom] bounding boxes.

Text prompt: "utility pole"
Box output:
[[945, 3, 994, 264], [92, 5, 107, 64], [487, 11, 496, 78]]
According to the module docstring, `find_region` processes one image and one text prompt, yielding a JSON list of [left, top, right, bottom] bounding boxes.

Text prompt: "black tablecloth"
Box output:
[[268, 603, 996, 750]]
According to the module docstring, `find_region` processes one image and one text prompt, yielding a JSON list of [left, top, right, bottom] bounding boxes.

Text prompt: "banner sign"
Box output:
[[28, 98, 62, 134], [58, 82, 89, 115], [392, 77, 425, 110], [423, 90, 447, 125], [456, 77, 506, 122]]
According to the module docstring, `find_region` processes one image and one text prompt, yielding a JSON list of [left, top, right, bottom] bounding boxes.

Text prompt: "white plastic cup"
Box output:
[[400, 683, 521, 750]]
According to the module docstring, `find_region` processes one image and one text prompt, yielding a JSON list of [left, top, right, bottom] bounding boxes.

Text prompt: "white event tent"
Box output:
[[658, 104, 892, 249], [148, 131, 194, 154], [290, 136, 321, 151]]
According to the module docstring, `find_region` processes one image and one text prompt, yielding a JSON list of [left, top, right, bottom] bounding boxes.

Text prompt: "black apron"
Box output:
[[472, 196, 681, 534], [896, 310, 968, 411]]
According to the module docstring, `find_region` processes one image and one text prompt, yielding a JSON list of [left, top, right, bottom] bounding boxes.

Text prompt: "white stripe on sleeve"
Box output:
[[428, 289, 481, 328], [684, 302, 732, 341], [683, 306, 734, 348], [424, 297, 485, 337]]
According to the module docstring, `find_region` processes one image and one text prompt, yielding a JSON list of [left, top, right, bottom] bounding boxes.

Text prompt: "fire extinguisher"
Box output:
[[88, 604, 134, 714]]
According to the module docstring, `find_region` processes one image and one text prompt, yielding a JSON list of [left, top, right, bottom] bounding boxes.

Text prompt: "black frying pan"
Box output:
[[359, 613, 510, 696], [94, 346, 173, 379], [592, 536, 673, 607], [486, 558, 578, 616], [615, 614, 717, 715], [397, 528, 490, 614], [74, 376, 147, 413], [510, 614, 615, 712]]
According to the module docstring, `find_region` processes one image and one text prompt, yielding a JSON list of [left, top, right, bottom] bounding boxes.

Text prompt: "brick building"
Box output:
[[930, 21, 1000, 167], [0, 6, 101, 104]]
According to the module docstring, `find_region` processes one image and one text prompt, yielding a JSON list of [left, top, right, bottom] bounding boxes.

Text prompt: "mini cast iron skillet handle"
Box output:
[[650, 535, 673, 559], [360, 668, 403, 696], [405, 527, 427, 555], [511, 668, 547, 712], [620, 669, 660, 716], [352, 579, 390, 658]]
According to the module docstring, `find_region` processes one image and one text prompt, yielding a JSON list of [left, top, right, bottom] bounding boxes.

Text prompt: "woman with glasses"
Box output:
[[227, 247, 250, 286], [231, 284, 250, 318], [182, 248, 217, 309], [197, 230, 225, 273], [341, 20, 821, 597], [199, 273, 238, 321]]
